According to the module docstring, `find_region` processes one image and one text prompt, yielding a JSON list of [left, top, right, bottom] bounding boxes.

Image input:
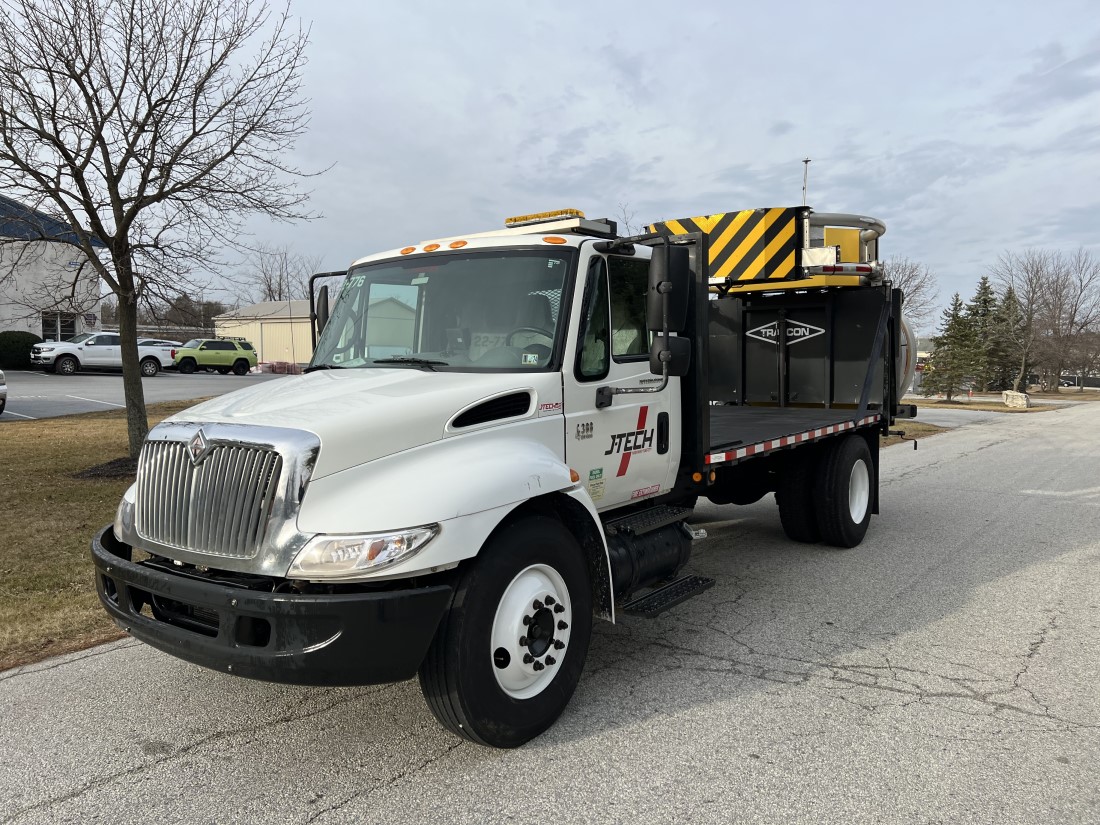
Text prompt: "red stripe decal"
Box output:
[[636, 405, 649, 430]]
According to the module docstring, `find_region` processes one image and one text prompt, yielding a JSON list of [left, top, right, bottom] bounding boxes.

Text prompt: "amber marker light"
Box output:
[[543, 236, 567, 245], [448, 240, 468, 248], [569, 469, 581, 483], [692, 472, 703, 483], [400, 247, 416, 255], [423, 243, 441, 252]]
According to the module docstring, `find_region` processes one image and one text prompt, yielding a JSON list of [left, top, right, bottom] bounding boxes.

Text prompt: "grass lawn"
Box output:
[[0, 400, 204, 671], [0, 402, 948, 672], [912, 399, 1058, 414]]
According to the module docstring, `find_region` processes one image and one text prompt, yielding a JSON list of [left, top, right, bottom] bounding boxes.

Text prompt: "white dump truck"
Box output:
[[92, 206, 916, 747]]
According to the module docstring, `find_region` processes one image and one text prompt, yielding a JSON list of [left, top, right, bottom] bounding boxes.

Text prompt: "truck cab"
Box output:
[[92, 207, 914, 748]]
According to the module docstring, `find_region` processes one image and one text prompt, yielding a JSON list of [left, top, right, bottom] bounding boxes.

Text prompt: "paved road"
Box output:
[[0, 369, 287, 420], [2, 404, 1098, 824]]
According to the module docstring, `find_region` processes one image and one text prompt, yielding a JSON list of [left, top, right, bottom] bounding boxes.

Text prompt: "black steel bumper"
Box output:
[[91, 525, 454, 686]]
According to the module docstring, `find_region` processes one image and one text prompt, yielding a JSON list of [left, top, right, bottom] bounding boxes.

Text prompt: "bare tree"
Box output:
[[881, 256, 939, 330], [1037, 248, 1100, 388], [240, 243, 321, 303], [989, 249, 1049, 392], [0, 0, 315, 458]]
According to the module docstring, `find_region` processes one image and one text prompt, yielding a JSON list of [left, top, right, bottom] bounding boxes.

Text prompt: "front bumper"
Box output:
[[91, 525, 454, 686], [30, 353, 55, 365]]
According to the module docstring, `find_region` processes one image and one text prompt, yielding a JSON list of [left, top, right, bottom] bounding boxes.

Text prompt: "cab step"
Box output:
[[619, 574, 715, 618]]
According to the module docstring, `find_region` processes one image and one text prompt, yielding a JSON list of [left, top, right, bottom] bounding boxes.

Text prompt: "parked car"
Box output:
[[0, 368, 6, 416], [171, 338, 257, 375], [30, 333, 175, 376]]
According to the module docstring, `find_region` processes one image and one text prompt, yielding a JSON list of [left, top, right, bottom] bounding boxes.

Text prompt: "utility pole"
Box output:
[[802, 158, 811, 206]]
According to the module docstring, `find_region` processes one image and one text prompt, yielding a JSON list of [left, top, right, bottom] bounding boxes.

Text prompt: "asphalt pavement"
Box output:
[[1, 402, 1098, 823], [0, 369, 286, 420]]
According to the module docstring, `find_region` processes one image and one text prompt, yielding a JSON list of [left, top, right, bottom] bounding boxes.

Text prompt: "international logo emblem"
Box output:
[[187, 429, 211, 465]]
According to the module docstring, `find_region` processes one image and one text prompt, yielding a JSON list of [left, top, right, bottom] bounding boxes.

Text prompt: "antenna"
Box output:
[[802, 158, 811, 206]]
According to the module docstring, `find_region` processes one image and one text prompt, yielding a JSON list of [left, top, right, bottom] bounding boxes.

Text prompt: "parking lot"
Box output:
[[0, 369, 287, 420]]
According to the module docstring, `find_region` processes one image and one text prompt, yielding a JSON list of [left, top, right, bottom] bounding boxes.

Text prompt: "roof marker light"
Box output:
[[449, 240, 467, 249], [400, 247, 415, 255], [423, 243, 440, 252], [543, 236, 567, 245]]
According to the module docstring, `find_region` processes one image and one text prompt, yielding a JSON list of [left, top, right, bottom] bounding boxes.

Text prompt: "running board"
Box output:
[[619, 575, 715, 618]]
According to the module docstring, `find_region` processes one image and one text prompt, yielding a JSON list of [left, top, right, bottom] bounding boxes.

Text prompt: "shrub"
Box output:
[[0, 330, 43, 369]]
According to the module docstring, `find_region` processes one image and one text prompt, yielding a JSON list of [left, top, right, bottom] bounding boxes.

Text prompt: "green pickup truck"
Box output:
[[172, 338, 257, 375]]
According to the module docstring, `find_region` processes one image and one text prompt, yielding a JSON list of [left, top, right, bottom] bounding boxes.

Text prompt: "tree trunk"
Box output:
[[115, 256, 150, 459]]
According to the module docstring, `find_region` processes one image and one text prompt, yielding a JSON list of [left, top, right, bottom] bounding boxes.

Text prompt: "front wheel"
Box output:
[[813, 434, 874, 548], [418, 516, 592, 748], [178, 359, 196, 375], [55, 355, 78, 376]]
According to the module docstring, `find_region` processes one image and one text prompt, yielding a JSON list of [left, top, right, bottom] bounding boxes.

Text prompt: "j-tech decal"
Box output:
[[605, 406, 654, 477], [746, 320, 824, 346], [538, 401, 563, 416], [630, 484, 660, 500], [575, 422, 594, 440]]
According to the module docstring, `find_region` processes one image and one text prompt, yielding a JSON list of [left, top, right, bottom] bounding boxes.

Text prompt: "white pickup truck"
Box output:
[[31, 333, 178, 377]]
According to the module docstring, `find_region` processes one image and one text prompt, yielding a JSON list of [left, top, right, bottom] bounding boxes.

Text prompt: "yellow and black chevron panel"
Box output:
[[649, 207, 808, 283]]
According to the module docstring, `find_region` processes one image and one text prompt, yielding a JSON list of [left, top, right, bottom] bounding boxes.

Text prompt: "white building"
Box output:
[[0, 195, 101, 340], [214, 300, 314, 365]]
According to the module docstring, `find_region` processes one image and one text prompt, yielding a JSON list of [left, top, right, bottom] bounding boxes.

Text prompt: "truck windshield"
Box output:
[[310, 249, 573, 372]]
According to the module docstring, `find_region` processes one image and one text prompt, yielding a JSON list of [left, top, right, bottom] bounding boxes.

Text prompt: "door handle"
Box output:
[[657, 411, 669, 454]]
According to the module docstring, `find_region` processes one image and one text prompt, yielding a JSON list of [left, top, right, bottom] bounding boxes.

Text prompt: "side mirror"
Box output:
[[316, 284, 330, 337], [649, 334, 691, 377], [647, 245, 690, 333]]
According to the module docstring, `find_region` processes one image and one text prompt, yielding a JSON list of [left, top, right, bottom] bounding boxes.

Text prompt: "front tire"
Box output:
[[813, 435, 874, 548], [178, 358, 196, 374], [418, 516, 592, 748], [140, 357, 160, 377], [55, 355, 78, 376]]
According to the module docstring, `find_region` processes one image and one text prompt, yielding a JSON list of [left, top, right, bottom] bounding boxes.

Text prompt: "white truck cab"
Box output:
[[93, 207, 916, 747]]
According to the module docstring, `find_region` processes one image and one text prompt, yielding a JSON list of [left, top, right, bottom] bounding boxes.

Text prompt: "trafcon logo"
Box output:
[[746, 320, 825, 346], [604, 406, 653, 477]]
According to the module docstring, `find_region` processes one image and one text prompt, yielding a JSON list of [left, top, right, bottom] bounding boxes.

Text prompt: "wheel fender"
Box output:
[[296, 436, 609, 585]]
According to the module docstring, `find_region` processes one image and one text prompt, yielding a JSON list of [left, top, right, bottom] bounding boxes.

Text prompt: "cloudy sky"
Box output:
[[238, 0, 1099, 330]]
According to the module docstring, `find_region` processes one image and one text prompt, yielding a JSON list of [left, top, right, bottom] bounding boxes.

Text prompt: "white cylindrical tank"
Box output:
[[897, 314, 917, 399]]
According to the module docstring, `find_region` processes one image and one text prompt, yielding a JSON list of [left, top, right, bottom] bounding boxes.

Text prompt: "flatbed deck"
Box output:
[[706, 406, 881, 466]]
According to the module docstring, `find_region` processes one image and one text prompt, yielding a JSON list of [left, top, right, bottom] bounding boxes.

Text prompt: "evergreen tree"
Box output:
[[989, 287, 1026, 391], [923, 293, 980, 401], [965, 277, 997, 390]]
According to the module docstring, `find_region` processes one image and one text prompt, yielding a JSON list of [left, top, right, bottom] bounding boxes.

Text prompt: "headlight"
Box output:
[[288, 525, 439, 580], [38, 346, 55, 353], [114, 483, 137, 538]]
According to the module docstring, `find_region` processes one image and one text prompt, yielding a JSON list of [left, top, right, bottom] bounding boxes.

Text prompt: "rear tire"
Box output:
[[178, 359, 196, 375], [813, 435, 874, 548], [55, 355, 78, 376], [418, 516, 592, 748], [232, 360, 249, 376], [140, 357, 160, 377], [775, 455, 820, 543]]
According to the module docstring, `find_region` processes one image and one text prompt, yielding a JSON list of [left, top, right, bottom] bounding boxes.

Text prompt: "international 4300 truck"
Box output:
[[92, 206, 916, 747]]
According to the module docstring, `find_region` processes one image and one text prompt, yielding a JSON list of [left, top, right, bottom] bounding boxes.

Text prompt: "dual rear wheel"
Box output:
[[776, 434, 874, 548]]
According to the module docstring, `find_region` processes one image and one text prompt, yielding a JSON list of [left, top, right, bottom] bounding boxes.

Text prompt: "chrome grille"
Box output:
[[135, 439, 284, 558]]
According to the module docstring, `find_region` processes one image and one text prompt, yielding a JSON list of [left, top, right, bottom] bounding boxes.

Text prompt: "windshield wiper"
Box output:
[[304, 364, 346, 373], [372, 356, 448, 370]]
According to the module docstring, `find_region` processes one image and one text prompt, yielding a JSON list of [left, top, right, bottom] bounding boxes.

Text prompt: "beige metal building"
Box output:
[[214, 300, 312, 366]]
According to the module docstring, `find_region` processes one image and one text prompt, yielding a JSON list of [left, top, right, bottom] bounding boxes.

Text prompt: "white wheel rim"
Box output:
[[490, 563, 572, 700], [849, 459, 870, 523]]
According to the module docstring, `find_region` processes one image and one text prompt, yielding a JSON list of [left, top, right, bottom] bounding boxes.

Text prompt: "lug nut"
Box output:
[[557, 620, 568, 630], [533, 661, 545, 671], [554, 640, 565, 650], [533, 599, 543, 611], [523, 654, 533, 664], [522, 615, 531, 626], [519, 636, 528, 647], [545, 656, 556, 666], [554, 604, 565, 614], [544, 596, 556, 606]]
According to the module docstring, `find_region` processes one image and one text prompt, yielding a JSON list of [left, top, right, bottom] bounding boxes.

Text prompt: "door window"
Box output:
[[609, 257, 650, 360]]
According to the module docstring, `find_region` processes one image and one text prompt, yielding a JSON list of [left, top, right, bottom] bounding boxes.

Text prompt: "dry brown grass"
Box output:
[[912, 399, 1057, 414], [0, 400, 206, 672], [881, 420, 947, 447]]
